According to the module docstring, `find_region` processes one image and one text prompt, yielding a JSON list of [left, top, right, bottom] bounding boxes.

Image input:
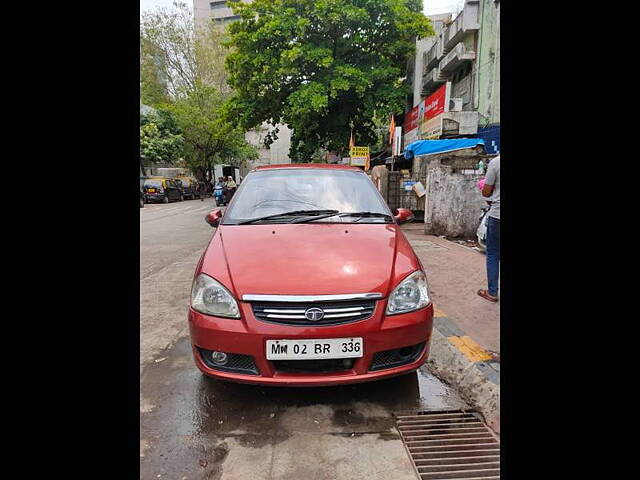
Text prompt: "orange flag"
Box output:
[[389, 115, 395, 145], [349, 130, 355, 150]]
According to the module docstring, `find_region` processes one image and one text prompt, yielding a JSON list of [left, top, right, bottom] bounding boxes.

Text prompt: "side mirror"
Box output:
[[205, 208, 224, 227], [394, 208, 415, 225]]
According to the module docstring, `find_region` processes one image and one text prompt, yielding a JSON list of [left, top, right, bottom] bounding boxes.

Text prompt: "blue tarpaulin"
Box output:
[[403, 139, 485, 160]]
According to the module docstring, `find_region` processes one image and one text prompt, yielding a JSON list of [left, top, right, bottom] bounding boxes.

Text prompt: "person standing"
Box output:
[[477, 156, 500, 302]]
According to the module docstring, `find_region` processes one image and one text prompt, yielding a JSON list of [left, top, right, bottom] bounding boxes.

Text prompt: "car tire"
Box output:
[[140, 197, 144, 208], [163, 196, 169, 204], [180, 194, 184, 202]]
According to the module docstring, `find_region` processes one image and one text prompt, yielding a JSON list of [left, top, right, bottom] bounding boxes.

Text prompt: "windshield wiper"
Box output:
[[236, 210, 339, 225], [292, 211, 393, 223]]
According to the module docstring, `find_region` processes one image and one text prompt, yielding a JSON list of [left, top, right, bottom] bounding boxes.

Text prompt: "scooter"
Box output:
[[214, 186, 225, 206], [476, 206, 490, 253]]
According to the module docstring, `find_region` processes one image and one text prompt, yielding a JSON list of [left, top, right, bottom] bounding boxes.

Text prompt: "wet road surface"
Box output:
[[140, 336, 467, 480], [140, 200, 469, 479]]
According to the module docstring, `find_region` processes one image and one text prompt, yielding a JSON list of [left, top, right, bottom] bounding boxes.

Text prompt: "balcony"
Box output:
[[424, 43, 440, 71], [442, 4, 480, 53], [422, 67, 449, 96], [439, 42, 476, 73]]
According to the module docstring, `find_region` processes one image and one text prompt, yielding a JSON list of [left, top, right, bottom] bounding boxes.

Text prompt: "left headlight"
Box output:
[[191, 273, 240, 318], [386, 270, 430, 315]]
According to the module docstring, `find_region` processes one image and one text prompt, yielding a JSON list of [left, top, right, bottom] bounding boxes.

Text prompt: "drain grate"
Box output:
[[395, 410, 500, 479]]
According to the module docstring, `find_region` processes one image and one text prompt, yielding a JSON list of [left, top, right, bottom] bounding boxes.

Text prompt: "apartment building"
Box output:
[[404, 0, 499, 153]]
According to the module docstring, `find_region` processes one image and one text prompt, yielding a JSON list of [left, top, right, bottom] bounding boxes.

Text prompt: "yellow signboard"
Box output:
[[350, 146, 369, 157]]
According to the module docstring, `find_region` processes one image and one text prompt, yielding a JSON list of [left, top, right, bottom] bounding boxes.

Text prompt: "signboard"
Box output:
[[392, 126, 403, 156], [421, 114, 443, 139], [423, 83, 448, 122], [350, 146, 369, 167], [403, 82, 450, 143], [350, 146, 369, 157], [403, 180, 417, 191]]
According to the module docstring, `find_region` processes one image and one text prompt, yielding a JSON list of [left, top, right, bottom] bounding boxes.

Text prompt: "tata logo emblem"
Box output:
[[305, 307, 325, 322]]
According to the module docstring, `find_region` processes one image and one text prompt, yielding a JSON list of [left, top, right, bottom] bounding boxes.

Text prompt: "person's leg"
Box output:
[[485, 216, 500, 297]]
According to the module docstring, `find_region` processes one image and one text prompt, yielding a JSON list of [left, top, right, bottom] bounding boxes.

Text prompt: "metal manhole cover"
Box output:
[[395, 410, 500, 479]]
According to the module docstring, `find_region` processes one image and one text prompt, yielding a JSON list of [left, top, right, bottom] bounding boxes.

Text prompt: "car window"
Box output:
[[223, 169, 391, 224], [144, 180, 162, 188]]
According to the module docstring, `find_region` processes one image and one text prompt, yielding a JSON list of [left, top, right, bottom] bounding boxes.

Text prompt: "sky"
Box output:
[[139, 0, 463, 17]]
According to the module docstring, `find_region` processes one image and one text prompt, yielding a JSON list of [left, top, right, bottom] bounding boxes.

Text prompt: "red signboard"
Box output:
[[423, 84, 447, 121], [403, 83, 449, 134], [403, 104, 420, 134]]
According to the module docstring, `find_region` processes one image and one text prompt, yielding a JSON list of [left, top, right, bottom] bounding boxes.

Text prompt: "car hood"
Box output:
[[213, 223, 402, 298]]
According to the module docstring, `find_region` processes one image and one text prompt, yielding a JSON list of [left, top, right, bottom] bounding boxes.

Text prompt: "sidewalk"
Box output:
[[401, 223, 500, 354]]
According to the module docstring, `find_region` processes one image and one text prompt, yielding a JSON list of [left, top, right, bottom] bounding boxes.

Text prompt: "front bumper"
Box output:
[[188, 301, 433, 386]]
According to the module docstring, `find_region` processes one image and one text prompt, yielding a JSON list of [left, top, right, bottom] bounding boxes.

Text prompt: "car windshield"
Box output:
[[223, 169, 392, 224], [144, 180, 162, 188]]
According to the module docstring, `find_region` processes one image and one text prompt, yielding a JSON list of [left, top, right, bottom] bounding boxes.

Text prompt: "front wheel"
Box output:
[[180, 194, 184, 202], [162, 196, 169, 204]]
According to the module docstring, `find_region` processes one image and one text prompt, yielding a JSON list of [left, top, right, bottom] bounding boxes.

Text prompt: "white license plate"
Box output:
[[266, 338, 363, 360]]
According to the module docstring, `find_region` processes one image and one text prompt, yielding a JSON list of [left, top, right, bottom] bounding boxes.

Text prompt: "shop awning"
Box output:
[[404, 139, 485, 160]]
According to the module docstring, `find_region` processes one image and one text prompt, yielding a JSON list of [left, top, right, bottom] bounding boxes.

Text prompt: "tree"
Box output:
[[224, 0, 433, 161], [167, 85, 258, 181], [140, 109, 184, 174], [140, 1, 258, 180]]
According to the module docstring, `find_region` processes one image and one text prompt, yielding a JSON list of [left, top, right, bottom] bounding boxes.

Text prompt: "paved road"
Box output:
[[140, 202, 468, 480]]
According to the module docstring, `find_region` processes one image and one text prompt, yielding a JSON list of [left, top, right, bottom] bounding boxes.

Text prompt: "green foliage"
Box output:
[[140, 1, 259, 180], [140, 109, 184, 165], [224, 0, 433, 160], [166, 85, 258, 180]]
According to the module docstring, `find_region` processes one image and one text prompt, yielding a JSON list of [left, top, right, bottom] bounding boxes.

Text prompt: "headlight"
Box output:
[[191, 273, 240, 318], [386, 270, 430, 315]]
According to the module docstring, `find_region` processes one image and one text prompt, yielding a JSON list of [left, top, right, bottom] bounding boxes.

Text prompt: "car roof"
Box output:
[[253, 163, 363, 172]]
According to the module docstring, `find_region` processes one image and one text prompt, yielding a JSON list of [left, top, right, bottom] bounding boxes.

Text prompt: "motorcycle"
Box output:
[[214, 185, 225, 206], [476, 206, 490, 253]]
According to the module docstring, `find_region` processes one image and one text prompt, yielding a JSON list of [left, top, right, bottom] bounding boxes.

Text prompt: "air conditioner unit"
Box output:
[[449, 97, 463, 112]]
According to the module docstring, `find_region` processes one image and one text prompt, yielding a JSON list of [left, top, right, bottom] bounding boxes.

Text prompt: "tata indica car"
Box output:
[[188, 164, 433, 386]]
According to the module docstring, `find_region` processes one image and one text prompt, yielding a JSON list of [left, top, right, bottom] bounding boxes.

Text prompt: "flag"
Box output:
[[349, 130, 355, 151], [389, 115, 395, 145]]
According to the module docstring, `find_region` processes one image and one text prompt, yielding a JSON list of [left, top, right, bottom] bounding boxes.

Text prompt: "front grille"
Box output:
[[251, 299, 376, 326], [197, 348, 259, 375], [370, 342, 426, 371], [273, 358, 356, 373]]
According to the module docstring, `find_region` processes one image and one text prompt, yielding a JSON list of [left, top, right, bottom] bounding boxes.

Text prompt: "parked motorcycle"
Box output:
[[214, 186, 225, 206]]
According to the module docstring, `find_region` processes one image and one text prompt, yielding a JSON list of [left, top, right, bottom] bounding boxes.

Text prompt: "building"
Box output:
[[194, 0, 251, 30], [474, 0, 500, 154], [403, 0, 499, 154], [193, 0, 293, 172]]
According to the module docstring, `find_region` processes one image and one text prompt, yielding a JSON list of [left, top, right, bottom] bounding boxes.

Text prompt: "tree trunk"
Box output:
[[140, 157, 147, 176]]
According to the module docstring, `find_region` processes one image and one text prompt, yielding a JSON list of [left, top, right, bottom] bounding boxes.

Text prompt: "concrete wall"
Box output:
[[475, 0, 500, 125], [413, 148, 490, 238]]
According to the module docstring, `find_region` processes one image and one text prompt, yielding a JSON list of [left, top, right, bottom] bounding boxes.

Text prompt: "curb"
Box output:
[[425, 312, 500, 435]]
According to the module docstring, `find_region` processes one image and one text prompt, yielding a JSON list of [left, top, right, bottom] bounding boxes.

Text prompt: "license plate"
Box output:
[[148, 189, 156, 193], [266, 338, 363, 360]]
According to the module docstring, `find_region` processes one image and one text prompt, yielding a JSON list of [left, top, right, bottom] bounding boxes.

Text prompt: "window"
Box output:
[[210, 1, 227, 10]]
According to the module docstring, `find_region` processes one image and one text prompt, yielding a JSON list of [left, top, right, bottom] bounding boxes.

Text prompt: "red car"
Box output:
[[188, 164, 433, 386]]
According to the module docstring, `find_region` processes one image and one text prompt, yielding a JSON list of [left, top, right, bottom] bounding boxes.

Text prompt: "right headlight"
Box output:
[[386, 270, 430, 315], [191, 273, 240, 318]]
